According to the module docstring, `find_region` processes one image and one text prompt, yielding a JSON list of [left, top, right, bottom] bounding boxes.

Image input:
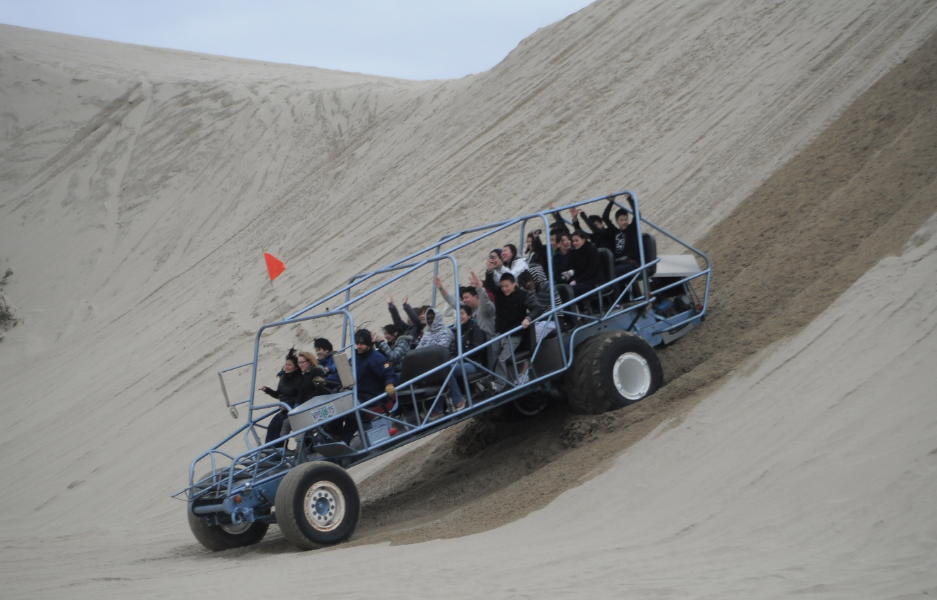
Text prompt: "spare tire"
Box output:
[[565, 331, 663, 414]]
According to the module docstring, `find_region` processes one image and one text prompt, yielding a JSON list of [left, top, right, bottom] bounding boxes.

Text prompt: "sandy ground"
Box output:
[[1, 0, 936, 597]]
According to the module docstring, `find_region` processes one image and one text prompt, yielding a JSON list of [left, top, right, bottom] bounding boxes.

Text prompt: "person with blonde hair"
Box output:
[[276, 350, 329, 443]]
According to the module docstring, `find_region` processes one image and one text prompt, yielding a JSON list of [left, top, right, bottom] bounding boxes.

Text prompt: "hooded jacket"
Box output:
[[416, 308, 454, 353], [376, 334, 413, 371]]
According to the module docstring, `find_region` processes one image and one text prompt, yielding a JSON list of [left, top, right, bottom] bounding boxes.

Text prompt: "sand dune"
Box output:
[[1, 0, 936, 597]]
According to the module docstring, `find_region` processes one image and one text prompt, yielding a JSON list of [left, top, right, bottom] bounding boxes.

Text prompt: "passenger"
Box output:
[[551, 231, 573, 283], [387, 294, 424, 346], [373, 323, 412, 373], [525, 229, 548, 266], [517, 267, 559, 343], [447, 304, 489, 408], [342, 330, 397, 444], [314, 337, 337, 380], [416, 307, 454, 351], [604, 195, 642, 276], [497, 244, 530, 279], [561, 230, 602, 297], [485, 271, 544, 392], [464, 275, 497, 338], [571, 206, 615, 251], [547, 203, 573, 236], [258, 350, 303, 447], [482, 249, 503, 303], [413, 308, 461, 418], [278, 351, 330, 442]]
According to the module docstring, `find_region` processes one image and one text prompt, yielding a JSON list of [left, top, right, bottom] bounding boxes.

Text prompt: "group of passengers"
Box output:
[[259, 336, 396, 447], [259, 196, 643, 444]]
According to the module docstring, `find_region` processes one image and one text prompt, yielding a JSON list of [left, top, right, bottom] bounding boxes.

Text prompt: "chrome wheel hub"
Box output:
[[303, 481, 345, 532], [612, 352, 651, 401]]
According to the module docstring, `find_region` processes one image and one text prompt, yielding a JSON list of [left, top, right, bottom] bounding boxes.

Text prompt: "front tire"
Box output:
[[566, 331, 663, 414], [187, 507, 269, 551], [274, 462, 360, 550]]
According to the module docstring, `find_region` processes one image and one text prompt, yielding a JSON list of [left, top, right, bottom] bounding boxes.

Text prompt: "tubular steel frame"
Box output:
[[175, 190, 711, 505]]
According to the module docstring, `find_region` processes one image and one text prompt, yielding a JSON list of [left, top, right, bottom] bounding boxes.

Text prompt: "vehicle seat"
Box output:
[[555, 283, 580, 330], [642, 233, 658, 277], [596, 248, 616, 310]]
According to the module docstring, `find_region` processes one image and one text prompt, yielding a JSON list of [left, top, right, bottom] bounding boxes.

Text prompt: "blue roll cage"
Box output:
[[175, 190, 711, 507]]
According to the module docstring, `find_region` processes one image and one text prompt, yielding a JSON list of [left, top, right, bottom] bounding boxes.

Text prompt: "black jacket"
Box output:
[[388, 301, 423, 344], [293, 365, 331, 406], [456, 318, 489, 368], [486, 271, 544, 334], [568, 241, 601, 285], [603, 196, 640, 264], [261, 370, 303, 407], [579, 207, 616, 251]]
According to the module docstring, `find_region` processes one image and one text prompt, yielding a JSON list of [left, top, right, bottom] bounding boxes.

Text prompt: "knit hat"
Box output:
[[354, 329, 373, 347]]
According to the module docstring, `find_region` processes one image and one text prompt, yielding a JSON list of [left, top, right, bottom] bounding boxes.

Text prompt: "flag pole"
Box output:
[[261, 245, 288, 315]]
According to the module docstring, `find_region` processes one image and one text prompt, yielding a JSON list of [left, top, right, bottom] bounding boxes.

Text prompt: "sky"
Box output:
[[0, 1, 595, 80]]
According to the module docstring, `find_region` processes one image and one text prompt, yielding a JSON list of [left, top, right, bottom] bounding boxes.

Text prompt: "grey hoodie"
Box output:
[[416, 308, 454, 353]]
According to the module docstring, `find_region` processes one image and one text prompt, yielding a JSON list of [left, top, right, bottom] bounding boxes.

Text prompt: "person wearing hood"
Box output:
[[415, 307, 454, 351], [373, 323, 412, 373], [413, 308, 463, 417]]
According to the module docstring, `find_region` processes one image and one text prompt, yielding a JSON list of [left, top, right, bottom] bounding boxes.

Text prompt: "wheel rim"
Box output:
[[303, 481, 345, 532], [612, 352, 651, 401], [221, 521, 252, 535], [513, 395, 548, 416]]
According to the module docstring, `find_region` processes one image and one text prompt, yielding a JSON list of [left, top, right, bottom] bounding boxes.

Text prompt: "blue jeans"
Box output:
[[448, 362, 479, 405]]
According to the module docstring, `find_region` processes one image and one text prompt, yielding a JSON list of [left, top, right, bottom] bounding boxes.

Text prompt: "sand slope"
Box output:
[[1, 0, 936, 597]]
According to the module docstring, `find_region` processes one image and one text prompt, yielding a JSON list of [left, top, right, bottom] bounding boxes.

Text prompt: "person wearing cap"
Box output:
[[353, 329, 397, 411]]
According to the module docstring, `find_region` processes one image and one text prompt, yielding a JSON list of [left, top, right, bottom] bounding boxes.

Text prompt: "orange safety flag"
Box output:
[[264, 252, 286, 281]]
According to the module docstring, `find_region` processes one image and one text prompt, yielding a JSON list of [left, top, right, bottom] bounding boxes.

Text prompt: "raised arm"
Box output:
[[402, 302, 421, 325], [434, 276, 457, 309], [387, 297, 407, 331], [602, 200, 615, 229]]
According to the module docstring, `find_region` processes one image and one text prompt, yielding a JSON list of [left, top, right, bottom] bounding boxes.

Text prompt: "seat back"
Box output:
[[332, 353, 356, 389], [596, 248, 615, 284], [642, 233, 658, 276], [400, 345, 450, 386], [554, 283, 580, 330], [555, 283, 575, 305]]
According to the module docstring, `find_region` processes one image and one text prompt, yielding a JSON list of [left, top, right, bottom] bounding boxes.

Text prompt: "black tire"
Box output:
[[502, 394, 552, 421], [274, 462, 360, 550], [187, 507, 269, 551], [565, 331, 663, 414]]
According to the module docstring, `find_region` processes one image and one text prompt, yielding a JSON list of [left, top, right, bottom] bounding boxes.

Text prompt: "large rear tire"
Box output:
[[187, 507, 269, 551], [566, 331, 663, 414], [274, 461, 360, 550]]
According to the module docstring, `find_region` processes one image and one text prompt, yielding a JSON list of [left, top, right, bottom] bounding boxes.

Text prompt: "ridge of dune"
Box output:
[[1, 1, 936, 597]]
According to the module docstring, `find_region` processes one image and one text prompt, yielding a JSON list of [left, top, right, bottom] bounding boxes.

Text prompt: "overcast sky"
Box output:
[[0, 1, 594, 80]]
